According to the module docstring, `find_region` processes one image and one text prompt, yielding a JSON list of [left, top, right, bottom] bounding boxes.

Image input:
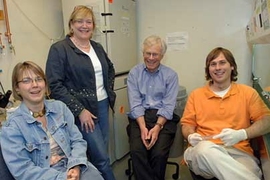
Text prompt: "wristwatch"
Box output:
[[155, 122, 163, 130]]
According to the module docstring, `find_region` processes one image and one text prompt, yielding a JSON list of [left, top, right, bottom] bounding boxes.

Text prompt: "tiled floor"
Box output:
[[112, 153, 193, 180]]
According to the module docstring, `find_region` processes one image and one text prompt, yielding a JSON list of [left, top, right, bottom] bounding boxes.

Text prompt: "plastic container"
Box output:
[[174, 86, 187, 117], [170, 86, 188, 158]]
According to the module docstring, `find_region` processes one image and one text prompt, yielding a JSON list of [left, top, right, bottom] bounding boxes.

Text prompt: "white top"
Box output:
[[84, 45, 108, 101], [213, 85, 231, 98]]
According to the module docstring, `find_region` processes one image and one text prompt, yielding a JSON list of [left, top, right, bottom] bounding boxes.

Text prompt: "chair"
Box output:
[[0, 144, 15, 180], [125, 123, 183, 180], [189, 170, 217, 180], [125, 157, 179, 180]]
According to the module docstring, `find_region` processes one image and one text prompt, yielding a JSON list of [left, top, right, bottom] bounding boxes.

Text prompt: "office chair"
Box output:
[[189, 171, 217, 180], [125, 123, 183, 180], [125, 157, 179, 180]]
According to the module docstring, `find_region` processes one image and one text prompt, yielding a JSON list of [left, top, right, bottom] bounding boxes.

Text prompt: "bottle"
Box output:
[[0, 90, 12, 108]]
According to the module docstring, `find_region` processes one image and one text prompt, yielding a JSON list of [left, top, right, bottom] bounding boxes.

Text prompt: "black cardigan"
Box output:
[[46, 36, 116, 118]]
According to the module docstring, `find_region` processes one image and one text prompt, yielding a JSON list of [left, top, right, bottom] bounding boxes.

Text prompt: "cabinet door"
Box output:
[[113, 86, 130, 160]]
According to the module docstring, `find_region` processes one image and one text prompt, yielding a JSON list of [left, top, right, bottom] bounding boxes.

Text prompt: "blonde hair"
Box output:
[[142, 35, 167, 55], [68, 5, 96, 36]]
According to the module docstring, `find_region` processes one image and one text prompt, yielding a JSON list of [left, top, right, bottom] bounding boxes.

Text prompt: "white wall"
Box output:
[[0, 0, 255, 96], [0, 0, 63, 93], [253, 44, 270, 88], [136, 0, 254, 93]]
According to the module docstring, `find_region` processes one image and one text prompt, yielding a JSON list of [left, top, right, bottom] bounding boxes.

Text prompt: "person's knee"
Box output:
[[130, 148, 142, 159], [193, 141, 221, 159], [81, 164, 104, 180], [150, 146, 171, 163]]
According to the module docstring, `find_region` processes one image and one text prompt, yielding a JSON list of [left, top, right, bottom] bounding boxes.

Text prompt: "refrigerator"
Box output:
[[61, 0, 137, 164]]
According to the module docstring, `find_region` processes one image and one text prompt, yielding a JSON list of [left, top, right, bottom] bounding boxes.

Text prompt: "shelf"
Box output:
[[247, 28, 270, 44], [246, 0, 270, 44]]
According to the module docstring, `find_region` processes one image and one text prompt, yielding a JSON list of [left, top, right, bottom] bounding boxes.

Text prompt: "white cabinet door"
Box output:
[[113, 75, 129, 160]]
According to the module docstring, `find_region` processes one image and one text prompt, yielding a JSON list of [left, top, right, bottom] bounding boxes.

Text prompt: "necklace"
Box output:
[[30, 108, 46, 118], [71, 37, 90, 49]]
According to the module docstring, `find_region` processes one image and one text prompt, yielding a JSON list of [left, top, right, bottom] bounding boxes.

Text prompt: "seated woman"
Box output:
[[0, 61, 104, 180]]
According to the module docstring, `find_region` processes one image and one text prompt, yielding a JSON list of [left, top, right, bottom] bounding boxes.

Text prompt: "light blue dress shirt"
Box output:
[[127, 63, 179, 120]]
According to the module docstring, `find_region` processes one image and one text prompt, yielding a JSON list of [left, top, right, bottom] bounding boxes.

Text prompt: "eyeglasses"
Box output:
[[143, 52, 160, 58], [73, 19, 93, 25], [17, 77, 44, 85]]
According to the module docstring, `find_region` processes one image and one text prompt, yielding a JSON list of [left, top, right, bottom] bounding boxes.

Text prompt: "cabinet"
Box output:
[[246, 0, 270, 44]]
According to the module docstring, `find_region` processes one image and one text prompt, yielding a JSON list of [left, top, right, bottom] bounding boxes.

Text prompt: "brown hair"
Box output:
[[205, 47, 238, 82], [12, 61, 50, 101], [68, 5, 96, 36]]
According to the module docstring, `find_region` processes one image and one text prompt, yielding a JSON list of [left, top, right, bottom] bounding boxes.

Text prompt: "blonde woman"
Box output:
[[46, 5, 116, 180]]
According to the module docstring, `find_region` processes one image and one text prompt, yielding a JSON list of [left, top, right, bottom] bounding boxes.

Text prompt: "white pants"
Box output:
[[261, 158, 270, 180], [184, 141, 262, 180]]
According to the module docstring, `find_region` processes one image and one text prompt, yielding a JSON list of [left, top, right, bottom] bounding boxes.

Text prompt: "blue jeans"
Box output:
[[76, 98, 115, 180]]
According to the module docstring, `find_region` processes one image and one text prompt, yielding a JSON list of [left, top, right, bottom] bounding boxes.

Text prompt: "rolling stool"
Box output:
[[125, 158, 179, 180], [125, 123, 183, 180]]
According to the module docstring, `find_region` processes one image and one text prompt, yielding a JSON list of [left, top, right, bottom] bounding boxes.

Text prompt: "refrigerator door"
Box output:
[[113, 74, 130, 160], [104, 0, 137, 74], [108, 108, 116, 164]]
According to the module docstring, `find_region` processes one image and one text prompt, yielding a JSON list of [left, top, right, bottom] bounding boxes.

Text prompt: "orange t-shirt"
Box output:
[[181, 82, 270, 156]]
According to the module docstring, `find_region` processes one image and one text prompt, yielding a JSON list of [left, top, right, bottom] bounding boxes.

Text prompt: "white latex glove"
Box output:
[[188, 133, 203, 146], [213, 128, 247, 146]]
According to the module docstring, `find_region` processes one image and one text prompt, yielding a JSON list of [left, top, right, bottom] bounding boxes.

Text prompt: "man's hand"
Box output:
[[140, 125, 161, 150], [188, 133, 202, 146], [145, 126, 161, 150], [213, 128, 247, 146], [140, 126, 150, 149]]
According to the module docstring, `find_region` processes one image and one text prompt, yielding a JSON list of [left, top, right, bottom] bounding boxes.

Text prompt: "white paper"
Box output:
[[166, 32, 188, 51]]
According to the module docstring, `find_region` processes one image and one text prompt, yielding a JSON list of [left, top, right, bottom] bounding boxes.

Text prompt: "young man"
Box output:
[[127, 35, 180, 180], [181, 47, 270, 180]]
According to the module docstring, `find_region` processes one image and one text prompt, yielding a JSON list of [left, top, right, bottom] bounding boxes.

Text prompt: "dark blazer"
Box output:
[[46, 36, 116, 118]]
